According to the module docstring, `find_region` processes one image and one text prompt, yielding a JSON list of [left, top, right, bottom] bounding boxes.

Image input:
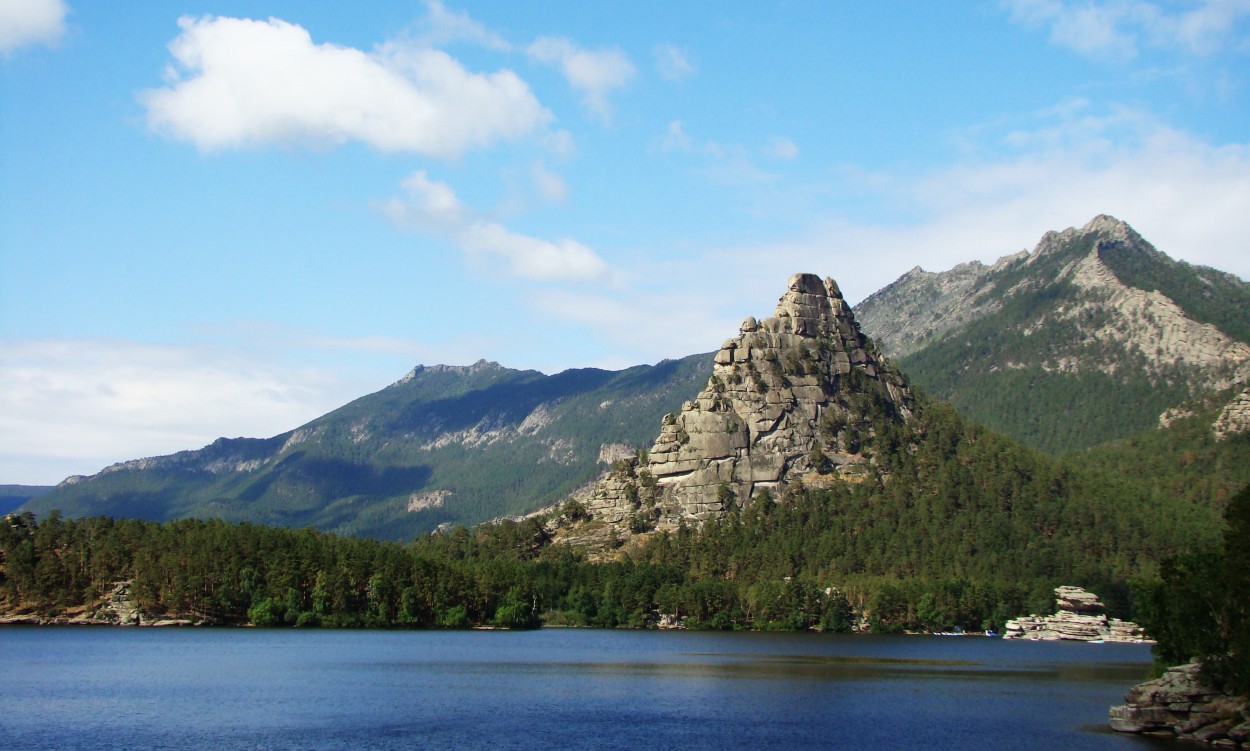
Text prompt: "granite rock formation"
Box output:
[[556, 273, 912, 547], [1110, 662, 1250, 746], [1003, 586, 1149, 642], [1214, 386, 1250, 440]]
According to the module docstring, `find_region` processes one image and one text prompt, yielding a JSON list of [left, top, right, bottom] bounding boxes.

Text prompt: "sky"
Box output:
[[2, 0, 1249, 485]]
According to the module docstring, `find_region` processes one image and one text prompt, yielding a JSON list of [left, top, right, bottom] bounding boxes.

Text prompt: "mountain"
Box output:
[[20, 355, 713, 540], [855, 215, 1250, 453], [550, 270, 1247, 593], [8, 270, 1250, 635], [556, 273, 913, 548], [19, 216, 1250, 542]]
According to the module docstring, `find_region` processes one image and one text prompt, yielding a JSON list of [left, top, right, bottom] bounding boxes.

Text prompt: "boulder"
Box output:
[[1002, 586, 1149, 643], [1110, 662, 1250, 746]]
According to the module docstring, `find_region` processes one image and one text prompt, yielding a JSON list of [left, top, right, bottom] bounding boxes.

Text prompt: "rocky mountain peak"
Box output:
[[558, 272, 913, 547]]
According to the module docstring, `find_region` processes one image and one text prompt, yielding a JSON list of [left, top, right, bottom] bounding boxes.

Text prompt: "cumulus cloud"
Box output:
[[526, 35, 635, 121], [1003, 0, 1250, 59], [383, 170, 611, 282], [0, 0, 68, 54], [140, 15, 550, 156], [653, 43, 696, 81]]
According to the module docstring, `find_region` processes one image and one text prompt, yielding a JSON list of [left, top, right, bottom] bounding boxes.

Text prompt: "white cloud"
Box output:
[[140, 15, 550, 156], [662, 119, 691, 152], [526, 35, 635, 121], [383, 170, 612, 283], [712, 101, 1250, 304], [416, 0, 510, 51], [538, 100, 1250, 369], [653, 43, 696, 82], [530, 161, 567, 202], [1003, 0, 1250, 59], [764, 136, 799, 160], [0, 330, 493, 485], [0, 339, 340, 484], [0, 0, 68, 54], [381, 169, 465, 229], [460, 223, 610, 282]]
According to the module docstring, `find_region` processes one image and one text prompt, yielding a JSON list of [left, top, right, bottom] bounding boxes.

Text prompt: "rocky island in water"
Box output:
[[1002, 586, 1149, 643]]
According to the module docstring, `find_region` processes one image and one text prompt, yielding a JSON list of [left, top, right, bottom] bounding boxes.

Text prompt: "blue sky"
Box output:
[[2, 0, 1249, 485]]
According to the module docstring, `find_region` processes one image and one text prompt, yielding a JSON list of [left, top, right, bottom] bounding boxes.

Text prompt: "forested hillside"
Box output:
[[7, 392, 1241, 634], [21, 355, 713, 540]]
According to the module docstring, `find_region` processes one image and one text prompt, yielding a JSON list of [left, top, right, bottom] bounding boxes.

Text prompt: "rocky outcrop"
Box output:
[[1003, 586, 1149, 642], [854, 252, 1027, 359], [559, 273, 912, 547], [0, 580, 196, 627], [1064, 238, 1250, 390], [1110, 662, 1250, 746], [1214, 386, 1250, 440]]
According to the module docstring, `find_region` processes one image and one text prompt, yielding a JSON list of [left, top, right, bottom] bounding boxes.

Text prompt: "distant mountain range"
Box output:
[[0, 486, 51, 516], [21, 356, 711, 540], [17, 215, 1250, 540]]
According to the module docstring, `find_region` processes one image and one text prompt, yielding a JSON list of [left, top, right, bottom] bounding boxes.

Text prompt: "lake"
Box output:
[[0, 628, 1167, 750]]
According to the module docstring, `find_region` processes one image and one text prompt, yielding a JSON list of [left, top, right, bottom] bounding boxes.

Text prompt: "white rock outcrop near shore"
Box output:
[[1002, 586, 1149, 642]]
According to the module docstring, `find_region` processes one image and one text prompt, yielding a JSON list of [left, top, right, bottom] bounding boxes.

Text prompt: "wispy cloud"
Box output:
[[653, 43, 696, 82], [0, 0, 68, 55], [764, 136, 799, 160], [526, 36, 635, 122], [414, 0, 511, 51], [1003, 0, 1250, 60], [530, 161, 568, 202], [382, 170, 612, 283], [140, 15, 550, 156], [661, 119, 691, 152], [0, 338, 336, 483]]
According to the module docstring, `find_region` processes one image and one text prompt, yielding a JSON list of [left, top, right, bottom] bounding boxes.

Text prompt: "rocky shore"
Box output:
[[1002, 586, 1149, 642], [1110, 662, 1250, 746], [0, 580, 198, 627]]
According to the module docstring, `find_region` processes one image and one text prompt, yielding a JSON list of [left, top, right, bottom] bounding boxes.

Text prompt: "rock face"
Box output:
[[1003, 586, 1149, 642], [1110, 662, 1250, 746], [562, 273, 912, 545], [854, 252, 1026, 359], [1214, 386, 1250, 440]]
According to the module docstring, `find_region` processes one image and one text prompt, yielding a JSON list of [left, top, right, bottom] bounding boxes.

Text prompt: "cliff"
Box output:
[[555, 273, 913, 548]]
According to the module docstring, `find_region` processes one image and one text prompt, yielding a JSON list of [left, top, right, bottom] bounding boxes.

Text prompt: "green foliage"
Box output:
[[4, 383, 1237, 637], [1136, 484, 1250, 696]]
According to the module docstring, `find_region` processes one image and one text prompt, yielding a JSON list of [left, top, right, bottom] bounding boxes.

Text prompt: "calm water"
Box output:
[[0, 628, 1168, 751]]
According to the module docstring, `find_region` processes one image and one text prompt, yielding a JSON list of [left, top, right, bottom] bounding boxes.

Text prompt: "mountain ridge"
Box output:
[[855, 214, 1250, 453], [16, 215, 1250, 539]]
